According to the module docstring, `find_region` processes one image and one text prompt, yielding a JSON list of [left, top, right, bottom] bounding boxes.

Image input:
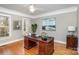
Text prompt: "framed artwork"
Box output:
[[42, 17, 56, 31], [13, 20, 22, 30]]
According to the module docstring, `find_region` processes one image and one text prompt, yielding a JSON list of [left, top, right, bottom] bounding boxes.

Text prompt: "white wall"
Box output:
[[32, 12, 77, 43], [0, 14, 24, 45], [0, 6, 33, 46], [11, 15, 23, 39]]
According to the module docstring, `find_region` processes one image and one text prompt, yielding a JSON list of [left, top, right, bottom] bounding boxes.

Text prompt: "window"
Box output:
[[22, 18, 31, 33], [42, 17, 56, 31], [0, 16, 9, 37]]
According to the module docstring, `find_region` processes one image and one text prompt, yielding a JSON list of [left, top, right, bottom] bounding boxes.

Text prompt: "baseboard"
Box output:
[[54, 40, 66, 44], [0, 38, 23, 46], [0, 38, 66, 46]]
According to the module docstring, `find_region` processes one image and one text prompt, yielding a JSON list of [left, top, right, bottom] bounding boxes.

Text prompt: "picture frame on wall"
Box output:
[[42, 17, 56, 31], [13, 20, 22, 30]]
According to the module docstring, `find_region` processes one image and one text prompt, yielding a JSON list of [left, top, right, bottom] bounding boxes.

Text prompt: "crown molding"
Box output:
[[0, 6, 78, 19], [33, 7, 77, 18], [0, 7, 34, 18]]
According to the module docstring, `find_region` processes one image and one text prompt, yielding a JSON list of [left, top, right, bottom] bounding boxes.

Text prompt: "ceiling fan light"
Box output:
[[30, 8, 35, 13], [29, 5, 35, 13]]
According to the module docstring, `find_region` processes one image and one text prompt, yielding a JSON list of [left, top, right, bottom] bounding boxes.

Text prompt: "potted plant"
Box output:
[[41, 35, 48, 41], [31, 23, 37, 37], [41, 32, 48, 41]]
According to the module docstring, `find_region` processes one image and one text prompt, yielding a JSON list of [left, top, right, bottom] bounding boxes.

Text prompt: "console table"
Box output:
[[66, 35, 78, 50], [24, 36, 54, 55]]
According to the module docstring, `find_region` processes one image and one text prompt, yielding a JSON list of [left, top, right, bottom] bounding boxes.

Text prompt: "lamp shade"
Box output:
[[68, 26, 76, 32]]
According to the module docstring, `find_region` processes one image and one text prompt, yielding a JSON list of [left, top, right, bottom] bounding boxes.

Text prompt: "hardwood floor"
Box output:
[[0, 40, 78, 55], [0, 40, 24, 55]]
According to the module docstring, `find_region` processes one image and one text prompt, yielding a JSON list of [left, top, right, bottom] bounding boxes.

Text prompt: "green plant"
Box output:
[[41, 32, 48, 40], [41, 35, 48, 40], [31, 24, 37, 34]]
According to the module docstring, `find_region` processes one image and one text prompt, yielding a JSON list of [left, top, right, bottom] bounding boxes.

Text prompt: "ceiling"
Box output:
[[0, 4, 78, 16]]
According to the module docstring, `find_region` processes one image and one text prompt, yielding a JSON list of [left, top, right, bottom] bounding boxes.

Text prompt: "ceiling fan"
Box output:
[[23, 4, 43, 13], [29, 4, 35, 13]]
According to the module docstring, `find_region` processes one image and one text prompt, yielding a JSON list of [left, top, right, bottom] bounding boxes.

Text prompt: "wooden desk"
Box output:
[[24, 36, 54, 55]]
